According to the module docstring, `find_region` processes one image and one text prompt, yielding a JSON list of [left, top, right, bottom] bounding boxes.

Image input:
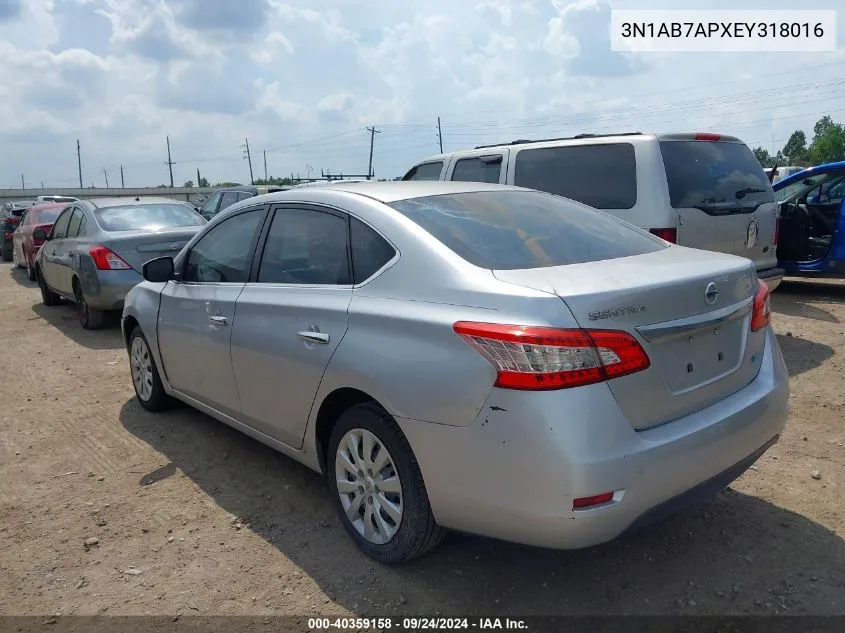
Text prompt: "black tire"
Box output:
[[327, 402, 446, 564], [1, 245, 11, 262], [36, 266, 61, 306], [73, 279, 106, 330], [129, 326, 173, 412]]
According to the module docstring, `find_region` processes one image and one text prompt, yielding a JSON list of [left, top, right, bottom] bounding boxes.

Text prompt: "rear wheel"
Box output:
[[129, 327, 172, 412], [73, 279, 105, 330], [327, 402, 446, 564], [36, 266, 61, 306]]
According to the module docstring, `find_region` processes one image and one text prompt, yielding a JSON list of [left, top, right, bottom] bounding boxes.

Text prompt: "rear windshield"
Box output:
[[513, 143, 637, 209], [388, 190, 665, 270], [94, 204, 206, 232], [660, 141, 776, 208], [30, 208, 63, 223]]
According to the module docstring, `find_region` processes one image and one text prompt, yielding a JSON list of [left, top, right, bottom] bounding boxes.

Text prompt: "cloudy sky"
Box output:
[[1, 0, 844, 189]]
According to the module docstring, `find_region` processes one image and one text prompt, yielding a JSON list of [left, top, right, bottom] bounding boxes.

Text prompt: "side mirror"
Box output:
[[33, 228, 49, 241], [142, 257, 175, 283]]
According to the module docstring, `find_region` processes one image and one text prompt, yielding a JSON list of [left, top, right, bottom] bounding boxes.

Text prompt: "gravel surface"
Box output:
[[0, 264, 843, 617]]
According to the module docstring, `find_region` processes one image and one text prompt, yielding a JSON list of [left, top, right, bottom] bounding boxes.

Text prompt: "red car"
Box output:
[[12, 202, 68, 280]]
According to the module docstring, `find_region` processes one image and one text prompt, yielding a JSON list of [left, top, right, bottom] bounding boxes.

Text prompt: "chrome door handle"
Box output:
[[209, 315, 229, 326], [297, 331, 329, 344]]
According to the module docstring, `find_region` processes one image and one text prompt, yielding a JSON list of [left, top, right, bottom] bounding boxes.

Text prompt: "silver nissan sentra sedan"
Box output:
[[121, 181, 789, 564]]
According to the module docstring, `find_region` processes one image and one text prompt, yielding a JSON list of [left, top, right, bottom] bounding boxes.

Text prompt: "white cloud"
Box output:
[[0, 0, 844, 188]]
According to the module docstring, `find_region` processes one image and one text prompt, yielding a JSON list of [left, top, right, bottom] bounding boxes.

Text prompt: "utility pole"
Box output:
[[76, 139, 83, 188], [197, 168, 201, 187], [103, 168, 109, 188], [263, 149, 268, 181], [21, 174, 24, 189], [120, 165, 125, 188], [242, 138, 254, 184], [366, 126, 380, 180], [166, 136, 175, 187], [437, 116, 443, 153]]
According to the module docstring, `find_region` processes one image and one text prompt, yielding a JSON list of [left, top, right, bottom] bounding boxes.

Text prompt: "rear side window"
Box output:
[[66, 209, 83, 238], [660, 141, 776, 208], [451, 156, 502, 184], [350, 217, 395, 283], [402, 162, 444, 181], [219, 191, 241, 211], [51, 209, 73, 238], [388, 190, 665, 270], [514, 143, 637, 209]]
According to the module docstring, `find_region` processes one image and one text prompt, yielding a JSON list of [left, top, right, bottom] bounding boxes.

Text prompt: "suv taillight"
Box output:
[[751, 280, 771, 332], [649, 227, 677, 243], [89, 245, 132, 270], [453, 322, 650, 390]]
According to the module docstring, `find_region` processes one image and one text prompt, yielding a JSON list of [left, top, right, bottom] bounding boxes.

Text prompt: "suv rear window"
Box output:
[[388, 190, 664, 270], [451, 156, 502, 183], [659, 141, 776, 208], [513, 143, 637, 209]]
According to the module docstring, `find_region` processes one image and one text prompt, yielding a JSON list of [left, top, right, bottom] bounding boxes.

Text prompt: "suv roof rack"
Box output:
[[473, 132, 643, 150]]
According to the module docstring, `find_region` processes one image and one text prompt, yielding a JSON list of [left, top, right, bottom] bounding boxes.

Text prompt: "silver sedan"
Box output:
[[35, 197, 206, 329], [121, 181, 789, 564]]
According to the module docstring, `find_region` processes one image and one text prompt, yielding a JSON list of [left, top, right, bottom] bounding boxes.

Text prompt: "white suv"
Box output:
[[402, 132, 783, 290]]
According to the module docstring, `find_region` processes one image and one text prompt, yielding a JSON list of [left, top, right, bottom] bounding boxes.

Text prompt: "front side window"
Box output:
[[184, 210, 262, 283], [200, 192, 222, 216], [219, 192, 241, 211], [514, 143, 638, 209], [451, 156, 503, 184], [388, 190, 665, 270], [402, 161, 444, 181], [50, 209, 73, 239], [257, 207, 350, 285]]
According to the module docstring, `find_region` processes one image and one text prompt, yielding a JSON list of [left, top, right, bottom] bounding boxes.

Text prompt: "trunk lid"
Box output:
[[659, 136, 779, 273], [494, 246, 766, 430], [104, 226, 202, 271]]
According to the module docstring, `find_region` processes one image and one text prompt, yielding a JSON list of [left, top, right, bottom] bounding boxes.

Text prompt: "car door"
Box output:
[[230, 204, 354, 448], [157, 207, 266, 417], [57, 207, 84, 292], [41, 207, 73, 293]]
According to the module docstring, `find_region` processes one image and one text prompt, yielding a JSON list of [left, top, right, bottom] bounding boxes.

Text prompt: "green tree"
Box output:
[[183, 180, 194, 188], [198, 176, 209, 187], [254, 176, 297, 186], [752, 147, 774, 167], [781, 130, 810, 165], [808, 115, 845, 165], [212, 181, 242, 187]]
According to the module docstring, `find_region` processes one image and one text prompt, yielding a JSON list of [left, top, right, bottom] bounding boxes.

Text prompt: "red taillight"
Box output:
[[573, 492, 615, 509], [773, 218, 780, 246], [751, 280, 771, 332], [694, 132, 721, 141], [89, 245, 132, 271], [649, 227, 677, 243], [3, 231, 12, 239], [452, 322, 650, 390]]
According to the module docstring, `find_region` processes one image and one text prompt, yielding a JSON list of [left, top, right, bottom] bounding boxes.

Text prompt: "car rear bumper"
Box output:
[[397, 327, 789, 550], [757, 266, 784, 291], [81, 269, 142, 311]]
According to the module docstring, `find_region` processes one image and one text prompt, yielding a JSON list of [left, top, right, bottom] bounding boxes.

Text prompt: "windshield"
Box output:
[[94, 204, 206, 232], [388, 190, 666, 270], [660, 141, 775, 207]]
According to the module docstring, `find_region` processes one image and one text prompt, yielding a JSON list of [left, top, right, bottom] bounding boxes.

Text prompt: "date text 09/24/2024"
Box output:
[[308, 617, 529, 630]]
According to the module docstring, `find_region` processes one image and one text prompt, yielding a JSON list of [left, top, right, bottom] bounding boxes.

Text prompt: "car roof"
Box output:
[[257, 180, 527, 204], [27, 202, 68, 211], [773, 161, 845, 189], [86, 197, 194, 208]]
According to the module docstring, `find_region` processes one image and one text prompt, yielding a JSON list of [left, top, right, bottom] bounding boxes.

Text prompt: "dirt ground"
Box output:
[[0, 262, 843, 618]]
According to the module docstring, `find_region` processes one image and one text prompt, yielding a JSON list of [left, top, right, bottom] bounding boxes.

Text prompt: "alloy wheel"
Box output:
[[130, 336, 154, 402], [334, 428, 403, 545]]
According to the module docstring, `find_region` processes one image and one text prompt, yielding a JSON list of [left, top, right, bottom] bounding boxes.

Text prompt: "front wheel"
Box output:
[[129, 327, 172, 412], [327, 403, 446, 564], [37, 267, 61, 306]]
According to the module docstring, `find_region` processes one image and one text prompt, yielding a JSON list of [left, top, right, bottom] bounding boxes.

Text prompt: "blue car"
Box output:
[[773, 160, 845, 277]]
